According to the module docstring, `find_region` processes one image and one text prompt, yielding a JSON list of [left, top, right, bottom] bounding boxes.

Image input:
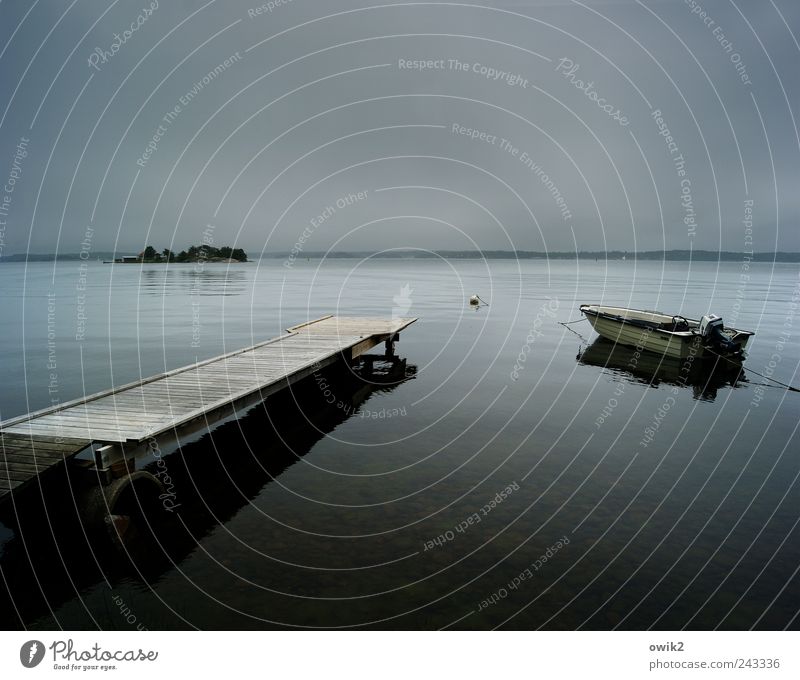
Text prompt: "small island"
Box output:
[[113, 245, 248, 263]]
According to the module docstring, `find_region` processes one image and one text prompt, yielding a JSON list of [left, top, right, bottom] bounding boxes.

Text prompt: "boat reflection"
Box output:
[[0, 355, 416, 629], [577, 337, 746, 402]]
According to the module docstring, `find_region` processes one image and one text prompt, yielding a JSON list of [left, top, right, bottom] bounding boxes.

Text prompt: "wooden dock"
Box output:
[[0, 315, 416, 503]]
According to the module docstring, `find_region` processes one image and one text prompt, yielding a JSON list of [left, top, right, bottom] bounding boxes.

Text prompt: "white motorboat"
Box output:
[[579, 304, 754, 359]]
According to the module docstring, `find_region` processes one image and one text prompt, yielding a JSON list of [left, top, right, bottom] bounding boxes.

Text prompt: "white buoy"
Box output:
[[469, 294, 480, 306]]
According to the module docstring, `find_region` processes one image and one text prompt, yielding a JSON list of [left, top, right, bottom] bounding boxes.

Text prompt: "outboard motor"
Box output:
[[700, 314, 740, 354]]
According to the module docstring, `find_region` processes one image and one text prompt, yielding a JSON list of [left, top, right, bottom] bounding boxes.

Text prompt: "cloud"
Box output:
[[0, 0, 797, 255]]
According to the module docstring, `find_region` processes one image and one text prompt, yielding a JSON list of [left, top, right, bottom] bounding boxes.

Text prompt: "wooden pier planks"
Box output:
[[0, 433, 91, 501], [0, 316, 416, 449]]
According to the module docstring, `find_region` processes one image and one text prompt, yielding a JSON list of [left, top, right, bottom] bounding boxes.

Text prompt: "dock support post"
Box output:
[[363, 355, 375, 378], [92, 443, 139, 484], [385, 332, 399, 357]]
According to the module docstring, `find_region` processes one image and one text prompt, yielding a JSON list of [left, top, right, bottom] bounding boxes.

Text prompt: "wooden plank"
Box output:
[[0, 441, 68, 456], [285, 314, 335, 331], [0, 328, 297, 428], [61, 412, 168, 426], [0, 434, 89, 449], [0, 468, 37, 482], [70, 409, 170, 422], [161, 383, 243, 392], [126, 351, 346, 441], [97, 392, 186, 404], [0, 432, 88, 503], [12, 412, 134, 426], [0, 460, 46, 472], [2, 461, 56, 475], [54, 403, 144, 414], [2, 460, 54, 472], [44, 409, 166, 424], [4, 423, 126, 440], [158, 380, 251, 391], [0, 452, 70, 465], [149, 379, 236, 389], [350, 336, 383, 359], [0, 316, 418, 450], [0, 438, 89, 452]]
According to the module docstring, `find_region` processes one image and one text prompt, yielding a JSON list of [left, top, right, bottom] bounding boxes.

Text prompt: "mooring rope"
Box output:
[[705, 347, 800, 393], [558, 317, 590, 344]]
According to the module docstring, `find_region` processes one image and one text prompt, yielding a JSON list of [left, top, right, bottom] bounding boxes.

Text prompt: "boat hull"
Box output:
[[580, 305, 752, 359]]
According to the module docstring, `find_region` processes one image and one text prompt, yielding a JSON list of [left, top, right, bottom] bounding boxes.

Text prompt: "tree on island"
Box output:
[[134, 244, 248, 263], [142, 245, 159, 261]]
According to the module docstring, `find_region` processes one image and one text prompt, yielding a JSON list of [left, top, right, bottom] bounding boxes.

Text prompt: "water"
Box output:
[[0, 258, 798, 630]]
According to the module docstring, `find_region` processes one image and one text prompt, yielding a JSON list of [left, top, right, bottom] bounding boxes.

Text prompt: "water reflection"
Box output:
[[137, 267, 248, 296], [577, 337, 746, 402], [0, 356, 415, 629]]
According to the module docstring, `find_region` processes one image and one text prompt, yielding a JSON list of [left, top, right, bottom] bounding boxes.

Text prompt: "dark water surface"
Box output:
[[0, 258, 798, 630]]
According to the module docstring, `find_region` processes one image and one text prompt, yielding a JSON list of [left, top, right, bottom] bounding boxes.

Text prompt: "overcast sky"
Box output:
[[0, 0, 798, 256]]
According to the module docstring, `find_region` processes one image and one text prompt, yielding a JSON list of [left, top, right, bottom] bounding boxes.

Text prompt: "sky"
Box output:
[[0, 0, 798, 257]]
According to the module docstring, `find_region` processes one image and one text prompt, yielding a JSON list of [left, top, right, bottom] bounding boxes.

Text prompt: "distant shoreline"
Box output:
[[262, 250, 800, 262], [2, 249, 800, 263]]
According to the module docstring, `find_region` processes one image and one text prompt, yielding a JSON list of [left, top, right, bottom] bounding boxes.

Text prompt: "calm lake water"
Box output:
[[1, 258, 799, 630]]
